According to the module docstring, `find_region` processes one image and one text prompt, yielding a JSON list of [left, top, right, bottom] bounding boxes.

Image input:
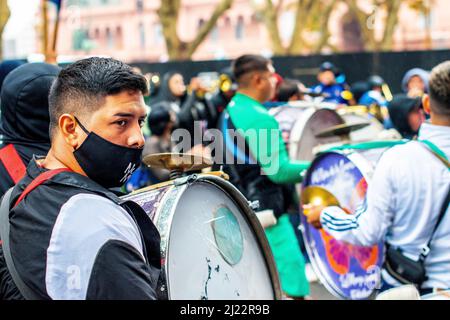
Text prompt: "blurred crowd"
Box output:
[[123, 60, 431, 191], [0, 56, 445, 301]]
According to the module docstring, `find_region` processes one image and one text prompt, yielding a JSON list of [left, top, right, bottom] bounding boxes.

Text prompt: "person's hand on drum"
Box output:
[[302, 203, 324, 229]]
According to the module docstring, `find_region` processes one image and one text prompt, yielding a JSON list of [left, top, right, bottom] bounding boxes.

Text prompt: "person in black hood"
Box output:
[[0, 60, 26, 92], [388, 94, 425, 139], [0, 63, 61, 196], [151, 71, 217, 148], [151, 71, 197, 112]]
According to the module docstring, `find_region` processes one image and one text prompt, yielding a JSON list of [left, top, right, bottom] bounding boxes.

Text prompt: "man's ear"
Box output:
[[253, 72, 263, 88], [59, 114, 82, 149], [422, 94, 431, 115]]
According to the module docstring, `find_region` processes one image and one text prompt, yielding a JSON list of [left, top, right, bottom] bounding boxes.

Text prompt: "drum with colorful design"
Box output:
[[300, 141, 406, 299], [122, 173, 281, 300]]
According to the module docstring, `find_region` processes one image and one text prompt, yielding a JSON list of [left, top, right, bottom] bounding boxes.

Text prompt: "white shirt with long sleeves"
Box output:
[[320, 122, 450, 289]]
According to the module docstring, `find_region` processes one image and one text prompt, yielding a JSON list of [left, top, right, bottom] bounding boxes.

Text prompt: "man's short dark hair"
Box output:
[[232, 54, 271, 86], [48, 57, 148, 137], [429, 61, 450, 118], [277, 79, 301, 102]]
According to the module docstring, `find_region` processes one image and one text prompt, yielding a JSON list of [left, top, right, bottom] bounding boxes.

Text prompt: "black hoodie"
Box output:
[[387, 94, 422, 139], [150, 72, 218, 147], [0, 63, 61, 196]]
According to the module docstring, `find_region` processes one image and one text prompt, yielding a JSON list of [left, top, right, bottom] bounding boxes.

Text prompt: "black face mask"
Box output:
[[73, 117, 143, 188]]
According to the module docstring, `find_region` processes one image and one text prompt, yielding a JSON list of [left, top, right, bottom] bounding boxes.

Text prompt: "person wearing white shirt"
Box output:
[[304, 61, 450, 295]]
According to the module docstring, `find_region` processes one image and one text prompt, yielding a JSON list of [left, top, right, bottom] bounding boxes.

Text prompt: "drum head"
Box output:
[[270, 106, 346, 161], [301, 151, 384, 299], [166, 180, 277, 300]]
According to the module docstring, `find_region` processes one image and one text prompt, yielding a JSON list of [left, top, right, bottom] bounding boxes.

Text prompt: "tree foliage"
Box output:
[[158, 0, 233, 60], [254, 0, 339, 55], [256, 0, 434, 55], [0, 0, 10, 58]]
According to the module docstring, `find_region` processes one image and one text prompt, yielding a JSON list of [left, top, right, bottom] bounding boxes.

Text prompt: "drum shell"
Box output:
[[123, 174, 282, 300]]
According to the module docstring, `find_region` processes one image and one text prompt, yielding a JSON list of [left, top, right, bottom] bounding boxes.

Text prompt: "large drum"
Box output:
[[300, 141, 405, 299], [122, 173, 282, 300], [269, 104, 347, 161]]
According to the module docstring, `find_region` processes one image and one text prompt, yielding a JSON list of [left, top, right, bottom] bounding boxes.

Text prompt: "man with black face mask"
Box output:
[[0, 57, 161, 300]]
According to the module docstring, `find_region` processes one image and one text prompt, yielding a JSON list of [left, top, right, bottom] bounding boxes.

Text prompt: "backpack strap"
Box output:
[[0, 145, 27, 183], [13, 168, 72, 208], [418, 139, 450, 170], [415, 140, 450, 259], [420, 184, 450, 260], [0, 168, 72, 300], [0, 188, 41, 299]]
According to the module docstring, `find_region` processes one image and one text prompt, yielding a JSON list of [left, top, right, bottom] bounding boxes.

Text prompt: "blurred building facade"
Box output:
[[50, 0, 450, 63]]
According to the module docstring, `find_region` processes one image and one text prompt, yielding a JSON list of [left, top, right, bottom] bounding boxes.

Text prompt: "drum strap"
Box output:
[[418, 140, 450, 170], [420, 184, 450, 260], [0, 168, 72, 300], [0, 188, 41, 300]]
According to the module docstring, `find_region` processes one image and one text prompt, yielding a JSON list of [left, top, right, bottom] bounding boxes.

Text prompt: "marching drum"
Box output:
[[300, 141, 406, 300], [269, 104, 347, 161], [122, 154, 281, 300]]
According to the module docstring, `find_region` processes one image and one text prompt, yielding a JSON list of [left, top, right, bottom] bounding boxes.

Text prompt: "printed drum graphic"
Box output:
[[301, 147, 390, 299]]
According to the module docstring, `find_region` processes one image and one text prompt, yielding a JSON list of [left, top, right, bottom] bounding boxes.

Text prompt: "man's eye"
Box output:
[[116, 120, 127, 127], [139, 119, 146, 128]]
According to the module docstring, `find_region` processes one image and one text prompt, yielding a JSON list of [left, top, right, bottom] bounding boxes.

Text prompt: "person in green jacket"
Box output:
[[224, 54, 311, 299]]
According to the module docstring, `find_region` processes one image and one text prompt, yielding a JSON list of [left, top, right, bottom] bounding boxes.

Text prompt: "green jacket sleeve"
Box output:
[[242, 116, 310, 184]]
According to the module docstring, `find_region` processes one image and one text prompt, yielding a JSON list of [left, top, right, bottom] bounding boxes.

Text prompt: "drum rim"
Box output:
[[300, 149, 387, 299], [288, 107, 315, 159], [160, 174, 283, 300]]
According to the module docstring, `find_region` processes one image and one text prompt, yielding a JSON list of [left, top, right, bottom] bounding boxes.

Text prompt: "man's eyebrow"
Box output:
[[113, 112, 147, 118], [113, 113, 134, 117]]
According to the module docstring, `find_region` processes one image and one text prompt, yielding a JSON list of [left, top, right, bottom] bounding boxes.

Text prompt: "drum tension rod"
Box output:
[[174, 174, 198, 187]]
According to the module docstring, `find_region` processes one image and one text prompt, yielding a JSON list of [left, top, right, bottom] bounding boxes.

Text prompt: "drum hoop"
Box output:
[[321, 140, 408, 153], [159, 174, 283, 300], [288, 107, 316, 159], [128, 179, 174, 195], [155, 184, 186, 299]]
